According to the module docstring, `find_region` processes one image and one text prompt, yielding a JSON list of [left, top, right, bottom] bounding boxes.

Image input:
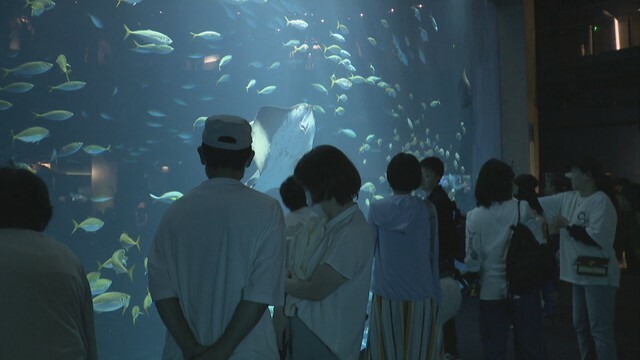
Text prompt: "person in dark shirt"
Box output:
[[420, 157, 461, 359], [0, 167, 97, 360], [420, 157, 459, 275]]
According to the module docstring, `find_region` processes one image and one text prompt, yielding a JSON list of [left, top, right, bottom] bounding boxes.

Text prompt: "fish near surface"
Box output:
[[247, 103, 315, 194]]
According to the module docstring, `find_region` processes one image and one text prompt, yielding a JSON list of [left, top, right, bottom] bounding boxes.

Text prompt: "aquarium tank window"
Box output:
[[0, 0, 501, 358]]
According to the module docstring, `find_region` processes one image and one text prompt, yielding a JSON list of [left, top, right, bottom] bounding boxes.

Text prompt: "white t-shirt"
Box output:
[[539, 191, 619, 287], [0, 229, 97, 360], [464, 199, 544, 300], [148, 178, 285, 360], [294, 205, 374, 360]]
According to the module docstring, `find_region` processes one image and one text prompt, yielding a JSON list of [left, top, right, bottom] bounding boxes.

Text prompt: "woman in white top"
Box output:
[[538, 157, 619, 360], [284, 145, 375, 360], [465, 159, 547, 360]]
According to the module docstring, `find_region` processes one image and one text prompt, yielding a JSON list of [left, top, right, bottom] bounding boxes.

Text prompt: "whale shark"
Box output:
[[247, 103, 316, 195]]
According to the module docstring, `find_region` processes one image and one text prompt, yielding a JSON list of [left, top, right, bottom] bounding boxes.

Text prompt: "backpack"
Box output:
[[506, 201, 556, 295]]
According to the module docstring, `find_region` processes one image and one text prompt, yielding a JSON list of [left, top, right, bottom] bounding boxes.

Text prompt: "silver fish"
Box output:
[[12, 126, 49, 145], [1, 61, 52, 77], [0, 99, 12, 110], [32, 110, 74, 121], [49, 81, 86, 92], [131, 40, 174, 54], [0, 82, 34, 93], [123, 24, 172, 45], [285, 16, 308, 30], [190, 31, 222, 41], [150, 191, 183, 204], [72, 217, 104, 234], [92, 292, 130, 314]]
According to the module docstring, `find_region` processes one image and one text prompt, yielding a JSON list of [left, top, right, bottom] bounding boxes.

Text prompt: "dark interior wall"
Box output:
[[495, 0, 537, 177], [535, 0, 640, 182], [540, 123, 640, 181]]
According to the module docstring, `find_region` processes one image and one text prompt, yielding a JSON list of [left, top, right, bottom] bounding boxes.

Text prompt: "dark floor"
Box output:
[[453, 270, 640, 360]]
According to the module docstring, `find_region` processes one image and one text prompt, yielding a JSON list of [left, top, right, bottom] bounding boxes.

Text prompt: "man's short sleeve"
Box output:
[[148, 218, 177, 301], [242, 202, 286, 306]]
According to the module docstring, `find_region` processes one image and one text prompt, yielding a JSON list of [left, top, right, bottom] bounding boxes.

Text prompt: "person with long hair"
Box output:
[[465, 159, 547, 360], [539, 156, 619, 360]]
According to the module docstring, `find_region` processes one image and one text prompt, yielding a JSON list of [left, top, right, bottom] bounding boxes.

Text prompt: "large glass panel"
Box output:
[[0, 1, 499, 358]]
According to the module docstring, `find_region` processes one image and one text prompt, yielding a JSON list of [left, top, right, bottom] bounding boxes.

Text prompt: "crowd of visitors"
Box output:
[[2, 113, 638, 360]]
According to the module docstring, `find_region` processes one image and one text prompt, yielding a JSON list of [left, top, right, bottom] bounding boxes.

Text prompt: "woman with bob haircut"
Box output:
[[364, 153, 440, 360], [539, 156, 619, 360], [284, 145, 374, 360], [465, 159, 547, 360]]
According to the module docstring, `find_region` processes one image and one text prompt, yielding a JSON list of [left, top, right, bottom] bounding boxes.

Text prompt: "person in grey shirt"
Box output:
[[0, 167, 97, 360]]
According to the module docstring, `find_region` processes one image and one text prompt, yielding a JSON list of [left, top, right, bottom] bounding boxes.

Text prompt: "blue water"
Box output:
[[0, 0, 500, 358]]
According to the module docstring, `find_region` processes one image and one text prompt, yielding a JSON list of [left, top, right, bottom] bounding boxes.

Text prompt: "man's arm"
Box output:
[[194, 300, 269, 360], [553, 215, 603, 248], [567, 225, 603, 248], [155, 298, 207, 359]]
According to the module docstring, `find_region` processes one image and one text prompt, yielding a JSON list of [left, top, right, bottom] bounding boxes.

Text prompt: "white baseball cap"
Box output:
[[202, 115, 252, 150]]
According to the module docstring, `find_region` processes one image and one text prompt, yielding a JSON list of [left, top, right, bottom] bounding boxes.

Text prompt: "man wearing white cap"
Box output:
[[149, 115, 286, 359]]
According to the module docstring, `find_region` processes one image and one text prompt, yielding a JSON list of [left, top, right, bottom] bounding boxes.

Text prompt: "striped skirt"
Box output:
[[365, 295, 438, 360]]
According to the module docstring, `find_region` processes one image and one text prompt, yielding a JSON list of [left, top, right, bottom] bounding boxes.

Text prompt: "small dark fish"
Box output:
[[458, 68, 472, 109], [88, 14, 104, 29]]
